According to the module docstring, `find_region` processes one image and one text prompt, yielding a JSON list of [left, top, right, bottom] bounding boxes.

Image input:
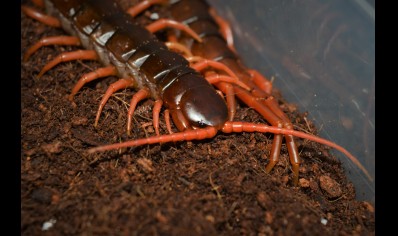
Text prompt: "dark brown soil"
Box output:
[[21, 2, 375, 235]]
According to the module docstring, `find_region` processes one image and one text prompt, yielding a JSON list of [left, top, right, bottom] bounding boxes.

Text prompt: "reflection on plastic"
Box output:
[[210, 0, 375, 203]]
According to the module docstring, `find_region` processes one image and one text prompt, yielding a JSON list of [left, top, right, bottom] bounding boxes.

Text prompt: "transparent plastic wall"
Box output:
[[210, 0, 375, 203]]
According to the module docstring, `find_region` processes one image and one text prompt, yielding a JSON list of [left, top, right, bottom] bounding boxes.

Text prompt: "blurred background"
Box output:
[[210, 0, 375, 204]]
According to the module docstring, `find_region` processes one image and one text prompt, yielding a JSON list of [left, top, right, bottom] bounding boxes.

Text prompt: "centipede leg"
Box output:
[[284, 124, 301, 185], [246, 85, 301, 184], [191, 59, 239, 80], [69, 66, 118, 101], [261, 96, 301, 184], [214, 82, 236, 121], [125, 1, 202, 42], [127, 88, 150, 135], [239, 75, 301, 182], [217, 83, 286, 172], [208, 8, 236, 54], [153, 100, 163, 136], [264, 124, 283, 173], [164, 109, 173, 134], [263, 96, 291, 124], [95, 78, 134, 127], [248, 69, 273, 95], [126, 0, 168, 18], [23, 36, 81, 62], [146, 19, 202, 42], [233, 85, 301, 185], [236, 71, 301, 178], [165, 42, 193, 57], [38, 50, 98, 78], [205, 73, 250, 91], [21, 5, 61, 28]]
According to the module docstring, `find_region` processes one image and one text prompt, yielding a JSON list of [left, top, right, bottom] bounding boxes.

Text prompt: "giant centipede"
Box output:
[[21, 0, 372, 184]]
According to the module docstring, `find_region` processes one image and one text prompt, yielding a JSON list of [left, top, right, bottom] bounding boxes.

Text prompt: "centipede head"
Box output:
[[162, 73, 228, 131]]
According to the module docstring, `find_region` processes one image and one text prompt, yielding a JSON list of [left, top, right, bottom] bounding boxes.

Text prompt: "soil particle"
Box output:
[[319, 175, 343, 199]]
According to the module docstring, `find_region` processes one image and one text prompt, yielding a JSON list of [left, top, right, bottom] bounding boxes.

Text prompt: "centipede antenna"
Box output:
[[88, 121, 372, 182]]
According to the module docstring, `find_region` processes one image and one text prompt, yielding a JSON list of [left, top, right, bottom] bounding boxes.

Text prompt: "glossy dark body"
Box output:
[[44, 0, 228, 129]]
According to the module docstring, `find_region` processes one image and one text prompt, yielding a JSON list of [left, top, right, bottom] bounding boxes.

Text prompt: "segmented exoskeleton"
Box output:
[[22, 0, 372, 184]]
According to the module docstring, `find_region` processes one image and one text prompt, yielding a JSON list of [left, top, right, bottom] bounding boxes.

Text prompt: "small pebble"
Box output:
[[319, 175, 342, 198], [299, 178, 310, 188], [41, 141, 63, 154], [42, 219, 56, 231], [137, 158, 154, 173], [362, 201, 375, 213]]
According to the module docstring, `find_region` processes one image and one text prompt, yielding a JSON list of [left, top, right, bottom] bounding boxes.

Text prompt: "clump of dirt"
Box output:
[[21, 2, 374, 235]]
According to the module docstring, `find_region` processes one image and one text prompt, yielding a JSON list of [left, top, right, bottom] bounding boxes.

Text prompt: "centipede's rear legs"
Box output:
[[213, 80, 299, 183], [192, 5, 301, 184], [229, 68, 301, 183]]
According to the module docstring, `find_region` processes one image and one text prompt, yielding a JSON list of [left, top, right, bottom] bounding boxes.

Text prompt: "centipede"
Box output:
[[21, 0, 372, 185]]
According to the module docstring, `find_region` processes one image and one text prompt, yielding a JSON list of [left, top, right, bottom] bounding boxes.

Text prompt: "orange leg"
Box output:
[[205, 73, 250, 91], [239, 73, 290, 125], [233, 85, 300, 184], [208, 8, 236, 54], [152, 100, 163, 136], [164, 109, 173, 134], [191, 59, 239, 80], [263, 96, 291, 124], [167, 33, 179, 44], [284, 124, 301, 185], [264, 125, 284, 172], [217, 82, 285, 174], [95, 78, 134, 127], [236, 70, 300, 182], [165, 42, 193, 57], [248, 69, 273, 95], [220, 67, 299, 182], [126, 0, 168, 18], [214, 82, 236, 121], [69, 66, 118, 101], [127, 88, 151, 135], [126, 1, 202, 42], [21, 5, 61, 28], [23, 36, 81, 62], [37, 50, 98, 78], [146, 19, 202, 42]]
